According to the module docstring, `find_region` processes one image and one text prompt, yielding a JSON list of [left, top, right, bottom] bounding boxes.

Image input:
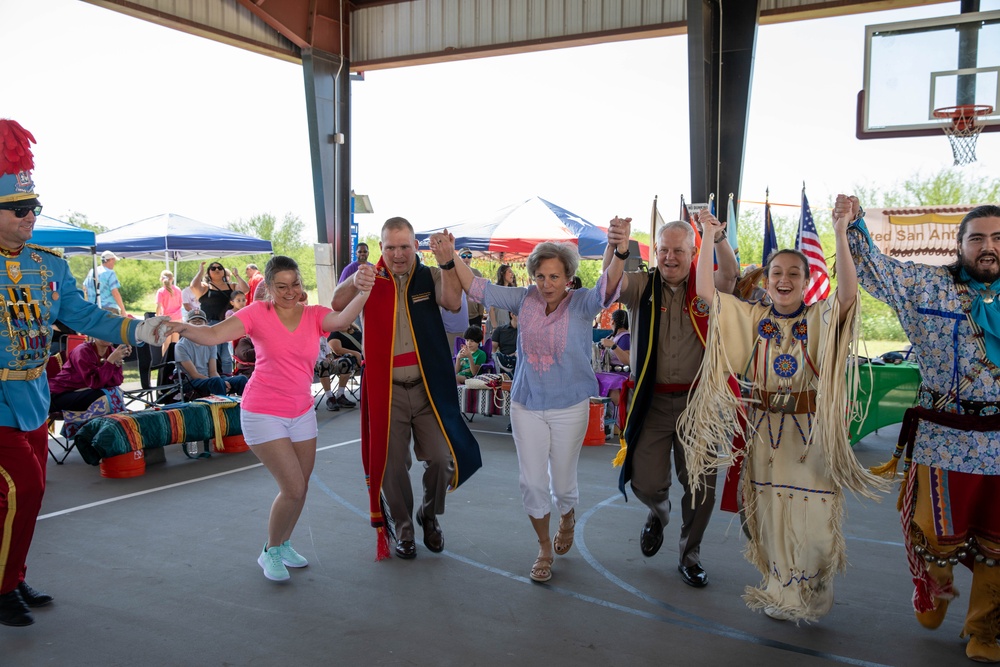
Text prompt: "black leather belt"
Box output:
[[392, 378, 423, 389]]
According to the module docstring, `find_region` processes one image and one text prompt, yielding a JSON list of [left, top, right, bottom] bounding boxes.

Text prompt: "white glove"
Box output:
[[135, 315, 170, 346]]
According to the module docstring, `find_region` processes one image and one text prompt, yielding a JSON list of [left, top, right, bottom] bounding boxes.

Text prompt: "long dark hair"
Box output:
[[496, 263, 517, 286], [945, 205, 1000, 280]]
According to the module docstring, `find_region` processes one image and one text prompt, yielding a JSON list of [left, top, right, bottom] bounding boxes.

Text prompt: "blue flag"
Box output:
[[763, 199, 778, 265]]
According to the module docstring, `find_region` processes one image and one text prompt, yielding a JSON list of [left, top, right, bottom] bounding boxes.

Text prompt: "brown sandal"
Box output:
[[530, 555, 553, 582], [553, 508, 576, 556]]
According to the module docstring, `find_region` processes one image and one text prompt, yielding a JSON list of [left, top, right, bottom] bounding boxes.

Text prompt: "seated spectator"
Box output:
[[328, 322, 363, 410], [315, 336, 339, 411], [232, 335, 256, 378], [48, 337, 130, 437], [455, 326, 486, 385], [492, 311, 518, 374], [174, 309, 248, 396], [598, 308, 630, 371], [597, 309, 630, 413]]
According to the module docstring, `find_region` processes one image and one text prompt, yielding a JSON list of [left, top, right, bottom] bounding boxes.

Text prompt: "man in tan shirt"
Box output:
[[333, 218, 481, 560], [605, 217, 737, 588]]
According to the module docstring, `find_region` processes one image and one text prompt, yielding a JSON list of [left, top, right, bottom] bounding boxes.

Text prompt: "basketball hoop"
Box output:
[[933, 104, 994, 166]]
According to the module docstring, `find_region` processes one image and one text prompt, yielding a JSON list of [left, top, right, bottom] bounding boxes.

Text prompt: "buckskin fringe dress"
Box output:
[[679, 290, 884, 622]]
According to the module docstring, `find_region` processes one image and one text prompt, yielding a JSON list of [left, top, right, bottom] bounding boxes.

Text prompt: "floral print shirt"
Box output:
[[848, 220, 1000, 474], [469, 272, 619, 411]]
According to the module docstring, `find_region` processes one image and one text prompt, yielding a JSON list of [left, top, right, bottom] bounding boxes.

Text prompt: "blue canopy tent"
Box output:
[[31, 215, 96, 255], [96, 213, 273, 262]]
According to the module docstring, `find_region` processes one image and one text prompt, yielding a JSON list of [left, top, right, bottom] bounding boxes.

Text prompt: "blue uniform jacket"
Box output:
[[0, 244, 140, 431]]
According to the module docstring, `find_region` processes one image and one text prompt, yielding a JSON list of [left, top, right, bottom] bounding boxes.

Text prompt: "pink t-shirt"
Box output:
[[156, 286, 183, 321], [234, 301, 332, 417]]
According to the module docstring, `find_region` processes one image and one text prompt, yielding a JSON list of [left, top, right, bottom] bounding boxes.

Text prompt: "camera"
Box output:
[[332, 355, 358, 375]]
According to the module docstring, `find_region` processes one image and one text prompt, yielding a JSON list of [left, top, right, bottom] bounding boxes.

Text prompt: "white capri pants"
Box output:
[[510, 398, 590, 519]]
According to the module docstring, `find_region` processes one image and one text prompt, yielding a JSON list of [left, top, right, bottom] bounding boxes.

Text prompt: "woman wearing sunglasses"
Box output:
[[189, 261, 249, 375]]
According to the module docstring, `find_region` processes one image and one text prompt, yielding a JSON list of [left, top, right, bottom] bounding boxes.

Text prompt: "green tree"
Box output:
[[227, 212, 311, 287]]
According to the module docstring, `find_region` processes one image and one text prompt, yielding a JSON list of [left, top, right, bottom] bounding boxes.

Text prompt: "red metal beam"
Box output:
[[237, 0, 348, 55]]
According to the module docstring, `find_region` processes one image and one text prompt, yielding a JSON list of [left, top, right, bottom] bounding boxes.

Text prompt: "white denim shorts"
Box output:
[[240, 408, 318, 446]]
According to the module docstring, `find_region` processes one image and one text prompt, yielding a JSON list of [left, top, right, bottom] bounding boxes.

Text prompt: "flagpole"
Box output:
[[651, 195, 658, 246]]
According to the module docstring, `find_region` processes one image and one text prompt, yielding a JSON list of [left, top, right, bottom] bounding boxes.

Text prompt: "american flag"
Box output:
[[795, 191, 830, 305]]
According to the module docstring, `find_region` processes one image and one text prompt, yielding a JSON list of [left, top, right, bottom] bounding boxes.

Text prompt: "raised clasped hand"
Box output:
[[697, 210, 724, 235], [832, 194, 859, 233], [428, 230, 456, 264], [608, 216, 633, 248], [353, 264, 376, 292]]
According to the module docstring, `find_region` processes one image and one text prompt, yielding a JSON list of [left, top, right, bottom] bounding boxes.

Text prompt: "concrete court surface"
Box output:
[[2, 408, 976, 667]]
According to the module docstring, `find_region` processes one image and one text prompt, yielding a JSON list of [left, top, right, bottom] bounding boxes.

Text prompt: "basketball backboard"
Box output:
[[858, 10, 1000, 139]]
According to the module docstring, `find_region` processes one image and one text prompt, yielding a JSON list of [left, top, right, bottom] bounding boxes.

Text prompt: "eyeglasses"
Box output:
[[0, 205, 42, 219], [460, 254, 473, 259]]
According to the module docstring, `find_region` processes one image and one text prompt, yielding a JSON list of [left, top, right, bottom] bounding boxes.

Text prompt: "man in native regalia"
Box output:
[[603, 214, 739, 588], [849, 199, 1000, 662], [332, 217, 481, 560], [0, 119, 168, 626]]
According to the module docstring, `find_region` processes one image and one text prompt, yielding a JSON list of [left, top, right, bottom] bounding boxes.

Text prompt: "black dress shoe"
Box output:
[[395, 540, 416, 559], [416, 511, 444, 553], [0, 589, 34, 627], [17, 581, 53, 608], [640, 513, 664, 557], [678, 563, 708, 588]]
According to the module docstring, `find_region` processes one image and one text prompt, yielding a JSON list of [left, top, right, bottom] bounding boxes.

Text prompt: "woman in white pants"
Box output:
[[444, 219, 630, 582]]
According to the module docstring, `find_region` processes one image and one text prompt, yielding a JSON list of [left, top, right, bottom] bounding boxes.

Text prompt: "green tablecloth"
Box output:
[[850, 361, 921, 444]]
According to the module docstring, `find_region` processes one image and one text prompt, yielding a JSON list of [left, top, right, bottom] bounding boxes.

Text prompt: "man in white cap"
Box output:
[[83, 250, 126, 316], [0, 119, 168, 627]]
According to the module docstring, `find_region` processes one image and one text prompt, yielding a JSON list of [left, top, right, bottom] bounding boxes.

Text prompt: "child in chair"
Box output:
[[455, 326, 486, 385]]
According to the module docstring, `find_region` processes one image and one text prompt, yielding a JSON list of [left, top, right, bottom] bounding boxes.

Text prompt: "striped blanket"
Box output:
[[73, 400, 242, 465]]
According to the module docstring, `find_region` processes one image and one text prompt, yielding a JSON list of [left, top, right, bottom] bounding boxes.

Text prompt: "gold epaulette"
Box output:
[[25, 243, 63, 258]]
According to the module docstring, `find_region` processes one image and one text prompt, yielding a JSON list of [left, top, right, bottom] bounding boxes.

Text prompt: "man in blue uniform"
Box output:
[[0, 119, 167, 627]]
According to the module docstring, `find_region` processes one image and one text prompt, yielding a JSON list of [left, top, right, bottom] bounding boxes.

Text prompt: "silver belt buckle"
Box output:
[[769, 390, 792, 413]]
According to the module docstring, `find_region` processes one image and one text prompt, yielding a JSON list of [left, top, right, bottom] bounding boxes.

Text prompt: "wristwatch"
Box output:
[[439, 259, 456, 270], [613, 247, 630, 260]]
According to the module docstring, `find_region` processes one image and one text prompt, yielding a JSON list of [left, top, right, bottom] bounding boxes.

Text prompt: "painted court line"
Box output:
[[38, 438, 360, 521]]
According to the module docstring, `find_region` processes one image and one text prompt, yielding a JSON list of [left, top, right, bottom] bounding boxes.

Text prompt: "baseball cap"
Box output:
[[101, 250, 121, 262], [185, 308, 208, 323]]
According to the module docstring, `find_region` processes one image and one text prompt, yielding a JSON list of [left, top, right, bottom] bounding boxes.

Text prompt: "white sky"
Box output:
[[1, 0, 998, 241]]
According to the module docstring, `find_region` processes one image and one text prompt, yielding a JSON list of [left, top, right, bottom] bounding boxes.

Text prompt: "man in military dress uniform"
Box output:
[[0, 119, 166, 627]]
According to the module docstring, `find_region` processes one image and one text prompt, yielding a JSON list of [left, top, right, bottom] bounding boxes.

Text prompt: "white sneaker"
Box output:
[[279, 540, 309, 568], [258, 545, 290, 581]]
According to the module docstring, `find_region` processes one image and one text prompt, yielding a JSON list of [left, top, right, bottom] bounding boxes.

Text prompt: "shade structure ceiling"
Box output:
[[83, 0, 949, 69]]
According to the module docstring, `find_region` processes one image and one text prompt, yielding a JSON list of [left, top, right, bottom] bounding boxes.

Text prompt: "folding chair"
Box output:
[[122, 342, 186, 408], [45, 353, 76, 464]]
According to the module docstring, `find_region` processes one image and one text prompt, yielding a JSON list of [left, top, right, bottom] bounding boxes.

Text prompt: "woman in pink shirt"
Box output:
[[156, 270, 183, 355], [168, 255, 373, 582]]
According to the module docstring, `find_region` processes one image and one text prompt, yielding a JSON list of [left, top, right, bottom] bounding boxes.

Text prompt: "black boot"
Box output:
[[17, 581, 53, 607], [0, 589, 34, 627]]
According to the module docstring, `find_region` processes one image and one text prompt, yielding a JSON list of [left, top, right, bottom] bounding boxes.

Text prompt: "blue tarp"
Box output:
[[31, 215, 96, 254], [96, 213, 272, 262]]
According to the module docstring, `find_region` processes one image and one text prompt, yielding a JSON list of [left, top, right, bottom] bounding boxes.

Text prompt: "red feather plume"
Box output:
[[0, 120, 37, 176]]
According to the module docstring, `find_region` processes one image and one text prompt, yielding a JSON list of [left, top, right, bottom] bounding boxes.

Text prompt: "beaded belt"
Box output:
[[0, 365, 45, 381], [753, 389, 817, 414], [922, 387, 1000, 417]]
